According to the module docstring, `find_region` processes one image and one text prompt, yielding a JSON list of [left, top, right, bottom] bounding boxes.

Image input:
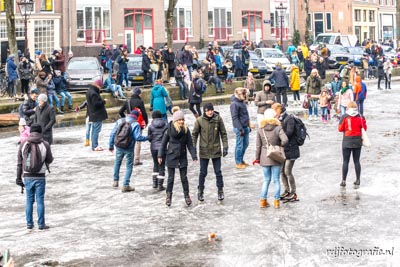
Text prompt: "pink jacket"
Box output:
[[19, 126, 30, 143], [338, 89, 354, 108]]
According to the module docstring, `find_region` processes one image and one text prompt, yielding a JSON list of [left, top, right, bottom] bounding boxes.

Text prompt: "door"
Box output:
[[314, 21, 324, 37], [125, 30, 134, 53], [124, 9, 153, 51]]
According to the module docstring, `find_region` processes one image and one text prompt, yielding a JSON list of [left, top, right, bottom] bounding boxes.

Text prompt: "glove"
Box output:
[[252, 159, 260, 165], [16, 177, 24, 187], [75, 106, 80, 112], [223, 148, 228, 157], [239, 130, 244, 136]]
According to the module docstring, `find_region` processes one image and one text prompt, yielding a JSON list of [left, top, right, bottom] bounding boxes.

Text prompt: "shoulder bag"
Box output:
[[360, 115, 371, 147], [262, 130, 286, 164]]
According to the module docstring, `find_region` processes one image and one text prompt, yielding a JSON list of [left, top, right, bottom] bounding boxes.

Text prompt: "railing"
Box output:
[[213, 27, 231, 41], [172, 28, 189, 43], [84, 30, 106, 46], [271, 27, 289, 39]]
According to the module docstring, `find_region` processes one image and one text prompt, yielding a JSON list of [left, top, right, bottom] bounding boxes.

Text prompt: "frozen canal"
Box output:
[[1, 80, 399, 266]]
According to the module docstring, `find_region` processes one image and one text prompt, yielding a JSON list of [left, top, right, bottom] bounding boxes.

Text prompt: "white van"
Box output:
[[310, 33, 358, 50]]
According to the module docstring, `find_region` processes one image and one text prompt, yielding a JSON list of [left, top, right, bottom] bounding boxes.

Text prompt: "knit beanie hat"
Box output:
[[264, 109, 276, 119], [38, 94, 48, 102], [19, 118, 27, 126], [30, 123, 42, 133], [152, 110, 162, 119], [203, 103, 214, 113], [93, 79, 103, 88], [172, 110, 184, 122], [133, 87, 142, 95]]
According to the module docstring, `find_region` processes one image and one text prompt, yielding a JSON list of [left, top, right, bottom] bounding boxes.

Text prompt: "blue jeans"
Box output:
[[24, 178, 46, 227], [118, 72, 129, 86], [58, 91, 72, 107], [91, 121, 103, 150], [356, 99, 364, 115], [48, 93, 60, 108], [321, 107, 328, 118], [226, 72, 234, 80], [113, 149, 134, 186], [260, 166, 281, 200], [177, 80, 187, 99], [110, 84, 125, 98], [233, 127, 250, 164], [85, 117, 92, 140], [308, 99, 319, 116], [340, 105, 347, 116]]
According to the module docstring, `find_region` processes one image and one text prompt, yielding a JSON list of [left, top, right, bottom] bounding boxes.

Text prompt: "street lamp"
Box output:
[[17, 0, 34, 55], [276, 3, 287, 52]]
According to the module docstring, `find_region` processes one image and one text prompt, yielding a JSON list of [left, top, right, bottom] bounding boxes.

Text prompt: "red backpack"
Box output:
[[133, 107, 146, 129]]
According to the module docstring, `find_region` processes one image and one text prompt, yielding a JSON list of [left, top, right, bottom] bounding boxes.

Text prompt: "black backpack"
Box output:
[[114, 119, 134, 149], [22, 142, 45, 173], [289, 115, 309, 146]]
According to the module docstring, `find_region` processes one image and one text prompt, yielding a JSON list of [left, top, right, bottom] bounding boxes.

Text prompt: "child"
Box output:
[[289, 64, 301, 105], [243, 72, 256, 102], [148, 110, 168, 191], [18, 118, 30, 144], [319, 90, 330, 123], [157, 110, 198, 207]]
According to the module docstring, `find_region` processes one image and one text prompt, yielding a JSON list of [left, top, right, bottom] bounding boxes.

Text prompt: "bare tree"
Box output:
[[5, 0, 18, 58], [304, 0, 312, 46], [397, 0, 400, 47], [166, 0, 178, 48]]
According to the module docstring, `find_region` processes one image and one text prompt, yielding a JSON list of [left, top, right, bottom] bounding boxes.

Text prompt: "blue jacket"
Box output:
[[7, 56, 18, 82], [230, 95, 250, 131], [268, 66, 289, 88], [103, 76, 117, 91], [150, 84, 168, 115], [181, 50, 193, 67], [331, 80, 341, 95], [53, 75, 67, 94], [117, 55, 128, 73], [355, 82, 367, 101], [109, 116, 148, 151]]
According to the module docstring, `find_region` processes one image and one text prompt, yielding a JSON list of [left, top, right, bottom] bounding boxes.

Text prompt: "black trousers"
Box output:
[[21, 79, 30, 95], [198, 157, 224, 191], [189, 103, 201, 116], [151, 149, 165, 177], [342, 147, 361, 180], [166, 167, 189, 193]]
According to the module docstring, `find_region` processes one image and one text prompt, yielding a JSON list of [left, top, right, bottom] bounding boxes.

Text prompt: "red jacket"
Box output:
[[338, 113, 367, 148]]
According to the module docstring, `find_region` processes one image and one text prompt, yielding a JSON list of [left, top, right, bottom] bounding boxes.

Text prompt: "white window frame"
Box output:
[[173, 7, 192, 37], [76, 5, 111, 41], [207, 8, 232, 38], [325, 12, 332, 31]]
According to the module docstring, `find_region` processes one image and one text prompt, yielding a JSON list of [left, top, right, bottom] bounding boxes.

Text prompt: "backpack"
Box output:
[[114, 119, 135, 149], [127, 101, 146, 129], [22, 142, 45, 173], [194, 78, 207, 93], [288, 115, 309, 146]]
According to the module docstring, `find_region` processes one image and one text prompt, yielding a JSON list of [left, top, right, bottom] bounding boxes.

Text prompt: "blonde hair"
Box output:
[[271, 103, 283, 115], [173, 121, 188, 133], [171, 106, 180, 113], [346, 101, 358, 109]]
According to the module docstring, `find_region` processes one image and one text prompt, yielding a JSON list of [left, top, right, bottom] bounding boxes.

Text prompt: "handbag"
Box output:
[[360, 115, 371, 147], [262, 130, 286, 164], [150, 63, 159, 72], [302, 95, 310, 109]]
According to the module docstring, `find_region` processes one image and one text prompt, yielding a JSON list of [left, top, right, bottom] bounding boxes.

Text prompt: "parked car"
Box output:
[[325, 44, 353, 69], [66, 57, 103, 91], [346, 46, 364, 66], [254, 48, 291, 74], [224, 49, 268, 77], [127, 54, 145, 85], [381, 45, 397, 61]]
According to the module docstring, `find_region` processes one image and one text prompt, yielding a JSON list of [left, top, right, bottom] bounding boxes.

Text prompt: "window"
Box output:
[[270, 12, 275, 27], [307, 13, 312, 31], [326, 13, 332, 31], [41, 0, 53, 11], [76, 6, 111, 41], [355, 10, 361, 22], [34, 19, 55, 56], [208, 8, 232, 38], [369, 10, 375, 22], [0, 20, 24, 38], [363, 10, 366, 22], [172, 7, 192, 36]]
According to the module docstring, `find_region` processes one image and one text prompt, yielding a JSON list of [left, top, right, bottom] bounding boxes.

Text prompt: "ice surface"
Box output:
[[1, 80, 400, 266]]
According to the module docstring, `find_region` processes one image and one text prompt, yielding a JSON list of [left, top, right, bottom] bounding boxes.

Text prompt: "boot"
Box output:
[[68, 105, 73, 110], [158, 177, 165, 191], [166, 192, 172, 207], [353, 179, 360, 186], [184, 191, 192, 206], [260, 199, 269, 208], [327, 114, 331, 120], [84, 139, 90, 147], [340, 180, 346, 187], [152, 175, 158, 189], [280, 191, 290, 200], [60, 106, 64, 112], [198, 189, 204, 202], [274, 199, 280, 209], [218, 189, 224, 201], [56, 108, 64, 114]]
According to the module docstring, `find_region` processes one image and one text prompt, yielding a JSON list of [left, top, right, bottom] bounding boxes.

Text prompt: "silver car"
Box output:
[[254, 48, 291, 74], [66, 57, 103, 91]]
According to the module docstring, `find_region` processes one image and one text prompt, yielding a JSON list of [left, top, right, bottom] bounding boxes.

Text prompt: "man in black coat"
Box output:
[[141, 49, 151, 85], [118, 86, 148, 165], [86, 79, 108, 151], [21, 88, 39, 126], [268, 62, 289, 107], [33, 94, 56, 145]]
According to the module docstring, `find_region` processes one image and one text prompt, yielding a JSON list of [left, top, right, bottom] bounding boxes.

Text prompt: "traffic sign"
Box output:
[[263, 20, 271, 24]]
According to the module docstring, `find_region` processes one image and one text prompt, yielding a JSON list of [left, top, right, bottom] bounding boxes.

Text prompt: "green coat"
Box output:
[[192, 111, 228, 159]]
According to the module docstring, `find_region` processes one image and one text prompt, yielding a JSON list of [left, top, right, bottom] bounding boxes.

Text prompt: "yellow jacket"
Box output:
[[290, 66, 301, 91], [301, 44, 309, 58]]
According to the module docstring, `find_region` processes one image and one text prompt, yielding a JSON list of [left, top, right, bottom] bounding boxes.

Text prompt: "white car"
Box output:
[[254, 48, 291, 74]]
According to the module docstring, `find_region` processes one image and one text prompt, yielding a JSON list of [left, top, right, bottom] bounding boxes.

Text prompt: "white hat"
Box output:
[[38, 94, 48, 102], [19, 118, 27, 126], [264, 109, 276, 119]]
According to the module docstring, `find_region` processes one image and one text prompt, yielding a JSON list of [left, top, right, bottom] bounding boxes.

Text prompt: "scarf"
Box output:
[[340, 86, 348, 95]]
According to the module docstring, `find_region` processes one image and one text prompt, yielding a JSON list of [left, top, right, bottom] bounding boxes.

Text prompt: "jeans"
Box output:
[[233, 127, 250, 164], [340, 105, 347, 116], [356, 99, 364, 115], [47, 93, 60, 108], [308, 99, 319, 116], [110, 84, 125, 98], [260, 165, 281, 200], [118, 72, 129, 87], [85, 117, 92, 140], [177, 80, 187, 99], [91, 121, 103, 150], [293, 91, 300, 101], [226, 72, 234, 81], [281, 160, 296, 194], [24, 178, 46, 227], [198, 157, 224, 191], [320, 107, 328, 119], [152, 71, 158, 84], [275, 87, 288, 106], [166, 167, 189, 193], [58, 91, 72, 107], [113, 149, 134, 186]]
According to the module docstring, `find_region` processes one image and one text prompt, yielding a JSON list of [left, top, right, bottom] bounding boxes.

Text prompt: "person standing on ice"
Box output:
[[158, 110, 197, 207]]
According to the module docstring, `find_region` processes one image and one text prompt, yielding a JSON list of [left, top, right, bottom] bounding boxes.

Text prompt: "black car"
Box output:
[[224, 49, 268, 77], [127, 54, 145, 86]]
